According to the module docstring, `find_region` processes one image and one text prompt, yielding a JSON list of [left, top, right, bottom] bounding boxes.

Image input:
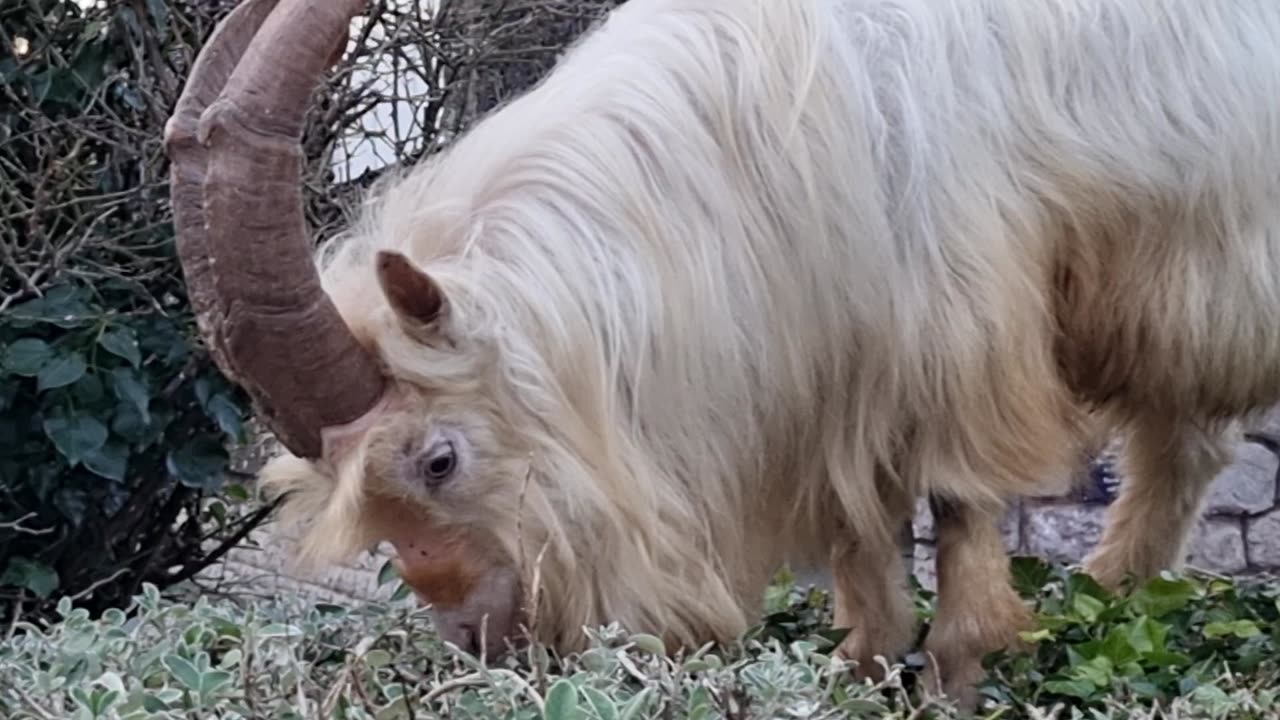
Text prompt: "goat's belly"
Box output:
[[1053, 212, 1280, 421]]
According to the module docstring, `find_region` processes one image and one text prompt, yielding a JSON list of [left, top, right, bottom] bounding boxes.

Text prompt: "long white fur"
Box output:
[[263, 0, 1280, 651]]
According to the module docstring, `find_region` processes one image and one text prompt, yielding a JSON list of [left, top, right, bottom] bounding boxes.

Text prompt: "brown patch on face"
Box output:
[[393, 535, 483, 609], [364, 495, 488, 610]]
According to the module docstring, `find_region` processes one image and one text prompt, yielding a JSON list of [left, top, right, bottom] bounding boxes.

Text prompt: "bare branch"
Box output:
[[0, 514, 56, 537]]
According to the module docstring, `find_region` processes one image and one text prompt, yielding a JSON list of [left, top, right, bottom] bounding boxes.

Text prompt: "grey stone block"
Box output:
[[1245, 404, 1280, 445], [791, 564, 835, 591], [1246, 509, 1280, 568], [206, 560, 393, 605], [912, 543, 937, 593], [906, 505, 1016, 595], [1185, 518, 1248, 573], [1205, 441, 1279, 516], [1001, 506, 1023, 552], [200, 522, 399, 603], [1023, 503, 1107, 563], [912, 499, 1021, 551], [913, 499, 935, 541], [1021, 504, 1250, 572]]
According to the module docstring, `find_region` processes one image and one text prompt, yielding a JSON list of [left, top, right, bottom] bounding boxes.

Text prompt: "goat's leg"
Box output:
[[1083, 415, 1235, 590], [922, 497, 1031, 710], [831, 504, 917, 681]]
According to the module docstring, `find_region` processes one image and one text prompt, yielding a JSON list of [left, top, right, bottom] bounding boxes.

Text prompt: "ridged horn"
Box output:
[[165, 0, 385, 459]]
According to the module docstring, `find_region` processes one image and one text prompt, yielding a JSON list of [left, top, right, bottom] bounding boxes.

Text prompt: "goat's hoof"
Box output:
[[920, 657, 983, 715]]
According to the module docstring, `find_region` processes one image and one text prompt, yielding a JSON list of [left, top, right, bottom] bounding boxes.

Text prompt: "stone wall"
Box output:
[[195, 430, 404, 606], [909, 411, 1280, 590], [198, 528, 400, 606], [202, 414, 1280, 603]]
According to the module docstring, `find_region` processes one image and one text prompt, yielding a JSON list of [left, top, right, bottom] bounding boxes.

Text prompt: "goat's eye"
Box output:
[[423, 441, 457, 482]]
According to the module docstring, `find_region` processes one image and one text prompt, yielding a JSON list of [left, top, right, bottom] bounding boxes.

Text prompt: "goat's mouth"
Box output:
[[398, 558, 526, 659], [365, 496, 527, 658]]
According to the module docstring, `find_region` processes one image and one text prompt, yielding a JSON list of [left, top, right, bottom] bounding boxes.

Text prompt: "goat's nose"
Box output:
[[456, 624, 478, 655], [435, 618, 489, 656]]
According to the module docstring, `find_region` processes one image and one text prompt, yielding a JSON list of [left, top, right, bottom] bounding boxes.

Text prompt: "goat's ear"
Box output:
[[375, 250, 448, 335]]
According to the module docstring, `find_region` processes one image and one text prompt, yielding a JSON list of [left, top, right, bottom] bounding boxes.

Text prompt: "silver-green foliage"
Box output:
[[0, 572, 1275, 720], [0, 580, 945, 720]]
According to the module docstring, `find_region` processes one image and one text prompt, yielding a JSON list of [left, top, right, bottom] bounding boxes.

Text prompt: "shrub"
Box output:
[[0, 561, 1275, 719], [985, 559, 1280, 711], [0, 0, 265, 629]]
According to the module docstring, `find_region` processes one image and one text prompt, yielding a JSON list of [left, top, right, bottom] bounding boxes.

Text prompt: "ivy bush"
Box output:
[[0, 277, 258, 623], [0, 0, 266, 627], [0, 561, 1275, 720], [984, 559, 1280, 711]]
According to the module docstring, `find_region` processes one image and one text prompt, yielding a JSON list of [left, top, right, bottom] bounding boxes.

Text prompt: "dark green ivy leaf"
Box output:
[[1042, 679, 1098, 700], [166, 436, 227, 490], [2, 337, 53, 376], [98, 326, 142, 368], [223, 483, 251, 502], [37, 352, 88, 391], [1010, 555, 1057, 598], [43, 414, 109, 466], [194, 376, 213, 407], [205, 393, 243, 441], [1131, 575, 1201, 618], [84, 440, 129, 481], [8, 286, 95, 329], [1203, 619, 1261, 639], [71, 372, 105, 404], [54, 488, 89, 527], [111, 402, 153, 444], [110, 367, 150, 421], [0, 557, 60, 598]]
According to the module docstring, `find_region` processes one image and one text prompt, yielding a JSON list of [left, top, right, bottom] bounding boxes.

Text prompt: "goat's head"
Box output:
[[164, 0, 542, 658]]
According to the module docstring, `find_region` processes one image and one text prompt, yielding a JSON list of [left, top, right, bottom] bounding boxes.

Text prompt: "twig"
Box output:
[[387, 663, 421, 720], [67, 567, 131, 602], [11, 685, 57, 720], [241, 622, 256, 715], [5, 599, 20, 642], [421, 668, 546, 712], [0, 513, 55, 536], [907, 698, 941, 720], [162, 499, 282, 586]]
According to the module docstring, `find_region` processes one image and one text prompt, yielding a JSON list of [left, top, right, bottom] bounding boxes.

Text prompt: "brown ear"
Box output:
[[376, 250, 447, 331]]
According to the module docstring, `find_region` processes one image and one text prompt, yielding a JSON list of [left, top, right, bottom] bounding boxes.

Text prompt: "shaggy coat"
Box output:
[[259, 0, 1280, 699]]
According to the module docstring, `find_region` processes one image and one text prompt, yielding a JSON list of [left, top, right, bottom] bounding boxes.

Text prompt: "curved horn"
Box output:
[[165, 0, 385, 459]]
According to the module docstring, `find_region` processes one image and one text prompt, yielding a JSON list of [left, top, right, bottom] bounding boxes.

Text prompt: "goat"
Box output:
[[165, 0, 1280, 705]]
